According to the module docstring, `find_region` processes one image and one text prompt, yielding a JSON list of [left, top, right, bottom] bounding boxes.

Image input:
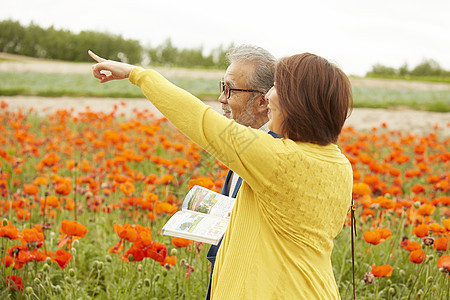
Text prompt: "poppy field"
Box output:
[[0, 100, 448, 299]]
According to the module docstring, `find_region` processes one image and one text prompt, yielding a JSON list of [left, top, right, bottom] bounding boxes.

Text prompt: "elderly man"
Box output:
[[206, 45, 276, 300]]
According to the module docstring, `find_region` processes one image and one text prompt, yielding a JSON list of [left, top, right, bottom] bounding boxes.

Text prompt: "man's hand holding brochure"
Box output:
[[161, 185, 236, 245]]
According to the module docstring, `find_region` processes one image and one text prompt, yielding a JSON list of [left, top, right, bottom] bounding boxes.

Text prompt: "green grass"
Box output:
[[366, 74, 450, 84], [353, 87, 450, 112], [0, 72, 219, 100], [1, 72, 449, 112]]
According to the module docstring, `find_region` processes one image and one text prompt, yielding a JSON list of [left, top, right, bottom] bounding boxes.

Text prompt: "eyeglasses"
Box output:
[[220, 81, 263, 99]]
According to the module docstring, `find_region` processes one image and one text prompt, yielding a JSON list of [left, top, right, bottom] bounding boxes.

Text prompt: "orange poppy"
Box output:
[[161, 255, 178, 267], [352, 182, 371, 197], [434, 237, 448, 251], [52, 248, 73, 269], [188, 177, 215, 190], [109, 239, 124, 254], [412, 224, 429, 238], [172, 237, 193, 248], [410, 249, 425, 264], [363, 231, 381, 245], [23, 184, 39, 196], [417, 204, 435, 216], [437, 254, 450, 272], [60, 220, 87, 238], [21, 228, 45, 248], [371, 264, 393, 277], [113, 223, 138, 243], [402, 240, 421, 252], [160, 174, 175, 185], [0, 224, 20, 240]]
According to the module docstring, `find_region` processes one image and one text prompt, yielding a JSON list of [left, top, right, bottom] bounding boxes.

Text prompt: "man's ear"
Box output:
[[255, 94, 268, 113]]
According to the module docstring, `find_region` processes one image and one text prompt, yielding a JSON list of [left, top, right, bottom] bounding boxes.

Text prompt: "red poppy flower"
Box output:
[[123, 245, 146, 262], [6, 275, 24, 291], [146, 241, 167, 263], [52, 248, 73, 269]]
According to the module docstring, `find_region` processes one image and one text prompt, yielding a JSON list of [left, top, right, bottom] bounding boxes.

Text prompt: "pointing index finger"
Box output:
[[88, 50, 106, 63]]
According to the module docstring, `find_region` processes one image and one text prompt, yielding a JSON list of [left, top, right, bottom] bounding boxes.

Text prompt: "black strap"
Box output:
[[351, 201, 357, 300]]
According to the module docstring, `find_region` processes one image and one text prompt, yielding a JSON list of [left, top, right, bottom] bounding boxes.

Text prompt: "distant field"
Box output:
[[1, 53, 450, 112], [1, 72, 449, 112]]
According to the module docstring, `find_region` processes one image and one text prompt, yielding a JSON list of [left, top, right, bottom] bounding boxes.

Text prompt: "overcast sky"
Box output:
[[1, 0, 449, 76]]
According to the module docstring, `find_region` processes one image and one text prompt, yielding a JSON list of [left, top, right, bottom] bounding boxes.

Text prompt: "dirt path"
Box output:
[[2, 96, 449, 137]]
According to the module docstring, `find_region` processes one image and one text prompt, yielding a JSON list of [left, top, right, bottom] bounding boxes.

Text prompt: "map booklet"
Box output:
[[161, 185, 236, 245]]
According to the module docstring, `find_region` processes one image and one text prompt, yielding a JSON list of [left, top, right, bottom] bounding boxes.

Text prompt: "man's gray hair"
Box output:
[[226, 45, 276, 94]]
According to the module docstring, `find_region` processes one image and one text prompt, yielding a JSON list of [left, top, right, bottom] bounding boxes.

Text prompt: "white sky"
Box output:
[[1, 0, 449, 76]]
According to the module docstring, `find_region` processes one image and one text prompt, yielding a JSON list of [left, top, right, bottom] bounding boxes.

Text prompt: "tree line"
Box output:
[[0, 19, 231, 68], [367, 59, 450, 78]]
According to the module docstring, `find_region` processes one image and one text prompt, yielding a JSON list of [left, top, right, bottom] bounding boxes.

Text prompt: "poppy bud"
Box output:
[[55, 285, 62, 293], [388, 288, 395, 296], [162, 268, 168, 277], [128, 254, 134, 262], [46, 257, 52, 265], [105, 255, 112, 263], [97, 262, 103, 270], [42, 264, 49, 272], [386, 279, 392, 286], [170, 248, 178, 256], [26, 287, 33, 295], [2, 218, 8, 226], [138, 264, 143, 272], [66, 277, 72, 284], [399, 270, 406, 278], [413, 201, 421, 209], [69, 268, 75, 277], [422, 237, 434, 246], [144, 279, 151, 287], [92, 261, 98, 269], [153, 274, 160, 282], [180, 259, 186, 266], [34, 278, 40, 285], [426, 276, 433, 283], [432, 285, 438, 292], [363, 272, 374, 284], [416, 290, 423, 297]]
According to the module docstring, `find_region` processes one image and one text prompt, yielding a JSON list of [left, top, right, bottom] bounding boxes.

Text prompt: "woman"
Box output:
[[89, 50, 353, 299]]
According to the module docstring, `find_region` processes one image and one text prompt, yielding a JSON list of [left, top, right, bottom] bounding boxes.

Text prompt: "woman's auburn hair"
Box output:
[[275, 53, 353, 145]]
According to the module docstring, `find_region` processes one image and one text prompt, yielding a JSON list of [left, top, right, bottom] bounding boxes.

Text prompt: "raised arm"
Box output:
[[89, 51, 280, 192]]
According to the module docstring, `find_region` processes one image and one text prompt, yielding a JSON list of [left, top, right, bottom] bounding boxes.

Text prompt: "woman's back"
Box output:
[[211, 138, 352, 299]]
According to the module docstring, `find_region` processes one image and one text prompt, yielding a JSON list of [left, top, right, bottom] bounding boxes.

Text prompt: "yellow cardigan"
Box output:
[[130, 68, 353, 299]]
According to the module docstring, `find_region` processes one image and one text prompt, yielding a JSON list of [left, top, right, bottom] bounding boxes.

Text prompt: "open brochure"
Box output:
[[161, 185, 236, 245]]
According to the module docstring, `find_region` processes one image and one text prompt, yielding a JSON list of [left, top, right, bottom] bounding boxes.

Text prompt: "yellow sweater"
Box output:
[[130, 68, 353, 299]]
